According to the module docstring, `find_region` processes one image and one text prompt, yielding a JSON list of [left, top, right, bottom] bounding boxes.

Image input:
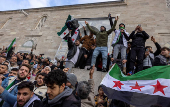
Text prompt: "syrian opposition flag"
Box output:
[[6, 38, 16, 53], [101, 64, 170, 107], [57, 15, 80, 42]]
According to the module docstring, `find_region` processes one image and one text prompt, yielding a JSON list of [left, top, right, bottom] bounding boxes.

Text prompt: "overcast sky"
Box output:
[[0, 0, 119, 11]]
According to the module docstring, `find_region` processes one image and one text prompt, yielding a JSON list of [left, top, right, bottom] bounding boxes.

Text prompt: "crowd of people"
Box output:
[[0, 13, 168, 107]]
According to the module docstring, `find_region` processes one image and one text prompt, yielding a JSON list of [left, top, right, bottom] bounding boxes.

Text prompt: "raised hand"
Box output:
[[85, 21, 88, 25], [115, 16, 119, 21], [151, 36, 156, 43], [89, 65, 95, 79]]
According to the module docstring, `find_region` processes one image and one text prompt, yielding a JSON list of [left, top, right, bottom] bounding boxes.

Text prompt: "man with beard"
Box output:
[[13, 81, 42, 107], [10, 56, 19, 69], [65, 31, 83, 73], [0, 64, 31, 107], [43, 69, 81, 107], [33, 73, 47, 100], [85, 16, 118, 72]]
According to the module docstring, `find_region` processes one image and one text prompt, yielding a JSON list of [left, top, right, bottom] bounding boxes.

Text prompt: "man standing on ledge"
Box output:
[[85, 16, 118, 72]]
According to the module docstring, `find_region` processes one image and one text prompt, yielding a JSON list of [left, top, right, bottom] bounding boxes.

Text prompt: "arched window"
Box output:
[[22, 40, 34, 48]]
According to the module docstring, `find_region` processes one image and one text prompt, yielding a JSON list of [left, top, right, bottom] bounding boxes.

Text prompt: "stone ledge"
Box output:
[[0, 0, 127, 14]]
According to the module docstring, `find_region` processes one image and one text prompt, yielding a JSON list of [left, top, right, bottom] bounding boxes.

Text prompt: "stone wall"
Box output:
[[0, 0, 169, 58]]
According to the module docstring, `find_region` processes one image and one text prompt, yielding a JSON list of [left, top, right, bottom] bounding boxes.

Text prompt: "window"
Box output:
[[167, 0, 170, 8], [0, 17, 12, 29], [22, 40, 34, 48], [35, 14, 47, 29]]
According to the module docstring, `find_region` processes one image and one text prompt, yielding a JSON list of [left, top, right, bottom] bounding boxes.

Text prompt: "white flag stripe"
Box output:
[[60, 28, 69, 38], [101, 73, 170, 98]]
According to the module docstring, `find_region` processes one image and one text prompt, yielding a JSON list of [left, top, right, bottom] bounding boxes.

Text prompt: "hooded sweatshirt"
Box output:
[[13, 94, 42, 107], [43, 86, 81, 107]]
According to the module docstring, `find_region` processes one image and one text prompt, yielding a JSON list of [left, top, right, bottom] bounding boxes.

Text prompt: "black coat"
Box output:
[[128, 31, 149, 48], [67, 37, 83, 67], [28, 100, 43, 107], [43, 94, 81, 107]]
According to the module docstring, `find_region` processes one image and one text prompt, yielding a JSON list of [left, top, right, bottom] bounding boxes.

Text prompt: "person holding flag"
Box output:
[[85, 16, 118, 72], [57, 15, 81, 43], [109, 13, 129, 74]]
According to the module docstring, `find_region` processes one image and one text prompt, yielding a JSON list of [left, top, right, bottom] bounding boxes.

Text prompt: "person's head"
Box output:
[[8, 68, 18, 77], [100, 26, 106, 32], [119, 23, 125, 28], [36, 73, 47, 87], [75, 40, 80, 46], [44, 66, 51, 74], [66, 73, 77, 89], [89, 31, 94, 38], [10, 56, 17, 64], [0, 64, 8, 74], [3, 60, 9, 65], [18, 64, 31, 80], [127, 42, 132, 48], [1, 52, 7, 57], [44, 69, 67, 100], [76, 81, 90, 99], [98, 85, 104, 96], [17, 81, 34, 107], [22, 59, 30, 65], [26, 54, 33, 60], [161, 47, 170, 57], [145, 46, 153, 53], [0, 56, 6, 64], [57, 61, 60, 67]]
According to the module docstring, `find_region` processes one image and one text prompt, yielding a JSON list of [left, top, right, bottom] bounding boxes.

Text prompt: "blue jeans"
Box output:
[[91, 47, 108, 68]]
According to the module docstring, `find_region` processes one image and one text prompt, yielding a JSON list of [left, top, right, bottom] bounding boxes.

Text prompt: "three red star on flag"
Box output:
[[64, 32, 66, 35], [72, 38, 75, 41], [113, 80, 168, 95], [130, 81, 145, 91]]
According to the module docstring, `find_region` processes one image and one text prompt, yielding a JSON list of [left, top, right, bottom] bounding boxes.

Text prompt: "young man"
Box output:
[[66, 73, 77, 90], [33, 73, 47, 100], [154, 47, 170, 66], [65, 32, 83, 73], [0, 56, 6, 64], [22, 59, 30, 65], [0, 64, 9, 77], [43, 69, 81, 107], [143, 36, 161, 70], [8, 68, 18, 77], [109, 14, 129, 74], [13, 81, 42, 107], [85, 16, 118, 72], [128, 25, 149, 73], [0, 64, 31, 107]]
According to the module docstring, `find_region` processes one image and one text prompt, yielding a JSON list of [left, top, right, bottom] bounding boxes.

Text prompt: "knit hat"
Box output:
[[67, 73, 77, 88]]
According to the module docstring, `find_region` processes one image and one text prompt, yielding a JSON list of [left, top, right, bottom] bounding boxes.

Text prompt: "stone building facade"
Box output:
[[0, 0, 170, 59]]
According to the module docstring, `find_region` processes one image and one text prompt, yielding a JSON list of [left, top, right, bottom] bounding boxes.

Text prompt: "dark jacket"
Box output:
[[154, 55, 170, 66], [86, 20, 117, 47], [128, 31, 149, 48], [13, 94, 42, 107], [43, 87, 81, 107], [67, 37, 83, 67]]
